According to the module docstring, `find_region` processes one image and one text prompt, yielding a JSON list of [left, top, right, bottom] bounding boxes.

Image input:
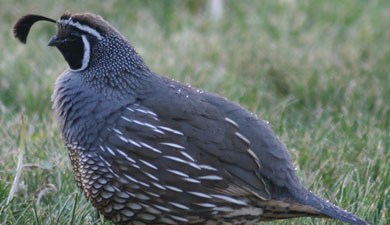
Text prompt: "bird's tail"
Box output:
[[300, 191, 371, 225]]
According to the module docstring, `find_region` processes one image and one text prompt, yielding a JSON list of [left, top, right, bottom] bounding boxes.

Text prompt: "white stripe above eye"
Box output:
[[59, 19, 102, 39]]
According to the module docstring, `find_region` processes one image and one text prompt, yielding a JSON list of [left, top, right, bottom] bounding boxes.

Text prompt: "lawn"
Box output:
[[0, 0, 389, 224]]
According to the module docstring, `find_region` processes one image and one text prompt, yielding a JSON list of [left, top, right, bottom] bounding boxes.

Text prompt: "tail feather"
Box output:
[[301, 191, 371, 225], [255, 195, 370, 224]]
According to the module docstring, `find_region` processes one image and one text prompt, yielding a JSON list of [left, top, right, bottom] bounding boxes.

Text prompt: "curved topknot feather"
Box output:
[[13, 14, 56, 43]]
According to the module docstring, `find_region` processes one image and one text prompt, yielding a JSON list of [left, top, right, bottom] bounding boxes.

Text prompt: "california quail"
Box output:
[[14, 13, 370, 225]]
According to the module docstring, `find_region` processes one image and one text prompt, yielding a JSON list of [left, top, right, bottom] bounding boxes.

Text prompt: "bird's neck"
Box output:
[[89, 34, 150, 74], [81, 34, 152, 98]]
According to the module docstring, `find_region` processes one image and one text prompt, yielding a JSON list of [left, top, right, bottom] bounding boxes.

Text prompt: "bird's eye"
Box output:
[[68, 32, 81, 41]]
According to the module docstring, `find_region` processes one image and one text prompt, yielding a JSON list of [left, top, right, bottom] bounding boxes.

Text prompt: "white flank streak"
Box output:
[[183, 178, 200, 183], [169, 215, 189, 222], [165, 185, 183, 192], [128, 139, 141, 148], [140, 142, 162, 153], [164, 156, 188, 164], [135, 108, 149, 114], [107, 167, 115, 175], [188, 191, 212, 199], [194, 203, 216, 208], [116, 149, 136, 163], [153, 204, 171, 212], [106, 146, 116, 156], [152, 182, 166, 190], [126, 191, 136, 197], [211, 194, 247, 205], [199, 165, 218, 171], [59, 19, 102, 39], [113, 128, 123, 135], [98, 155, 111, 167], [157, 126, 184, 135], [126, 107, 135, 112], [147, 111, 158, 117], [188, 162, 201, 170], [133, 120, 156, 129], [225, 117, 239, 127], [143, 172, 159, 181], [160, 142, 185, 149], [124, 118, 161, 131], [142, 122, 157, 129], [130, 163, 140, 169], [180, 151, 195, 162], [138, 181, 150, 187], [166, 169, 188, 177], [124, 175, 139, 184], [135, 108, 158, 117], [132, 119, 143, 125], [112, 172, 120, 178], [197, 175, 223, 180], [164, 155, 200, 170], [99, 145, 106, 152], [145, 191, 160, 198], [153, 128, 165, 135], [112, 185, 120, 192], [117, 135, 128, 143], [169, 202, 190, 210], [248, 148, 261, 168], [235, 132, 251, 145], [121, 116, 132, 122], [140, 160, 158, 170]]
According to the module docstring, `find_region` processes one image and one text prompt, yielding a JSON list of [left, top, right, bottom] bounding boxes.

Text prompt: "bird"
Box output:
[[13, 12, 370, 225]]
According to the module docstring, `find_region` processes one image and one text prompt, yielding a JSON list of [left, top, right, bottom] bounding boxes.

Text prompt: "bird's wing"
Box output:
[[92, 102, 255, 218], [92, 75, 304, 208], [140, 76, 304, 199]]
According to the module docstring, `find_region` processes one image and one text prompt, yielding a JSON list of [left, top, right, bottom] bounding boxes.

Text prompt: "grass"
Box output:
[[0, 0, 389, 224]]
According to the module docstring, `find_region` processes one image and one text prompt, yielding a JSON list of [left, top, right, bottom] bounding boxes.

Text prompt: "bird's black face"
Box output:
[[49, 31, 85, 70], [48, 23, 98, 71], [13, 13, 105, 72]]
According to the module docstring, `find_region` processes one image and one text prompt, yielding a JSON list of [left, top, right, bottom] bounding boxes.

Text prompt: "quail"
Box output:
[[14, 12, 371, 225]]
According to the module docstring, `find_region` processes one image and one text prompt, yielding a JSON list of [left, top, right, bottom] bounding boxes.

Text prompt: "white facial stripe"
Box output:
[[59, 19, 102, 40], [71, 35, 90, 72]]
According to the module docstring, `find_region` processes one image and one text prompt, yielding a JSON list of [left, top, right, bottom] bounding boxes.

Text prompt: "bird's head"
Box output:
[[13, 12, 146, 73]]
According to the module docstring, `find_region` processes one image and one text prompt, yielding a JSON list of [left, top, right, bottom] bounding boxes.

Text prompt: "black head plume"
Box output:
[[13, 14, 56, 43]]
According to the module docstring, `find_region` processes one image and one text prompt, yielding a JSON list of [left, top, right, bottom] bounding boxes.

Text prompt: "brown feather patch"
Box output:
[[59, 12, 111, 34]]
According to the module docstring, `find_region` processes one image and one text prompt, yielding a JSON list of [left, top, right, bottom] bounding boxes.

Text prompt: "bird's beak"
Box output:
[[48, 35, 61, 46]]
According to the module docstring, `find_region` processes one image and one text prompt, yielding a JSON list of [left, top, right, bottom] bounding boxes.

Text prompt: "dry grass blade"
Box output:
[[6, 114, 26, 204]]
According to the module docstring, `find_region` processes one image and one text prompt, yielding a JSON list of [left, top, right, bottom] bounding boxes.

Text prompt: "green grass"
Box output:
[[0, 0, 389, 224]]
